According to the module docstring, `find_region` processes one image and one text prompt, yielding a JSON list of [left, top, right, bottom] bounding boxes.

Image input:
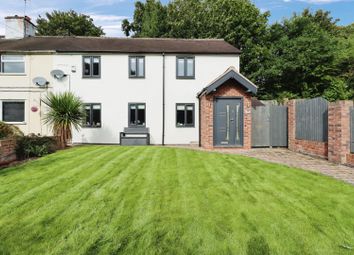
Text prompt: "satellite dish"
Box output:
[[50, 69, 67, 80], [33, 77, 49, 87]]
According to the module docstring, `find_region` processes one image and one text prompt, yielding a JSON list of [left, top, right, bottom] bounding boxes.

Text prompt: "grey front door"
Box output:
[[214, 98, 243, 147]]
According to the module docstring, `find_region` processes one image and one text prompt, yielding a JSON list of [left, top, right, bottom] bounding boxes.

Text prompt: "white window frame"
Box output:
[[0, 100, 26, 124], [0, 55, 26, 75]]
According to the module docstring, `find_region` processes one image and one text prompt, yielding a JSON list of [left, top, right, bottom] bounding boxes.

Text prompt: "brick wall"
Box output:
[[0, 138, 17, 165], [346, 154, 354, 166], [328, 101, 354, 165], [200, 80, 252, 149], [288, 100, 328, 158]]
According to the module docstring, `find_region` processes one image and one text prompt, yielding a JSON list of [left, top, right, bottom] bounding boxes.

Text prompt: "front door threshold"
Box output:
[[213, 145, 244, 148]]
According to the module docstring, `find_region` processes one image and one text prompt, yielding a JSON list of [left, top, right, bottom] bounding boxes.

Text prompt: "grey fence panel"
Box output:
[[252, 100, 288, 147], [351, 108, 354, 153], [270, 105, 288, 147], [295, 97, 328, 142], [252, 101, 270, 147]]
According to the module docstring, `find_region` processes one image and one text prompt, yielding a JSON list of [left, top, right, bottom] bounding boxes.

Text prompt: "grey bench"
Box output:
[[120, 127, 150, 145]]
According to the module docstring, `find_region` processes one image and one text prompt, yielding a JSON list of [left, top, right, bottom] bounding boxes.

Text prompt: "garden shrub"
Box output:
[[16, 135, 58, 159], [0, 121, 23, 139]]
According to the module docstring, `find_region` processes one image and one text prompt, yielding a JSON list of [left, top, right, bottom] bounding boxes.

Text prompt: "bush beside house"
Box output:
[[0, 122, 59, 166], [16, 135, 59, 160]]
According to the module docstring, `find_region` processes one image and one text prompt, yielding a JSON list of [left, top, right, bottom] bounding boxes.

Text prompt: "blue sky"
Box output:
[[0, 0, 353, 37]]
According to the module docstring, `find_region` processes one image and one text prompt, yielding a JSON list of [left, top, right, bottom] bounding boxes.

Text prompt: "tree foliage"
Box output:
[[123, 2, 353, 101], [36, 10, 104, 37], [42, 92, 85, 148]]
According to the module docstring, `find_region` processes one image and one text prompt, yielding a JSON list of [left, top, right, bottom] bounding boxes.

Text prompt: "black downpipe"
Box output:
[[162, 53, 166, 145], [198, 97, 201, 147]]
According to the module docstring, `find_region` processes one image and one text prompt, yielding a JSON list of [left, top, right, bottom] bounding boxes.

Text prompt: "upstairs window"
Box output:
[[84, 103, 101, 128], [176, 103, 195, 127], [129, 56, 145, 78], [176, 56, 194, 79], [83, 56, 100, 78], [0, 55, 25, 74], [129, 103, 146, 127], [2, 101, 25, 122]]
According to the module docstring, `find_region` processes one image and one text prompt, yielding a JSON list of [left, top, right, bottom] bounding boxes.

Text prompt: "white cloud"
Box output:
[[85, 0, 127, 7], [89, 13, 129, 37]]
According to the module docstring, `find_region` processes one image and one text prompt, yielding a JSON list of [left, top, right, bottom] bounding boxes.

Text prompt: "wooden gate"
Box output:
[[252, 100, 288, 147]]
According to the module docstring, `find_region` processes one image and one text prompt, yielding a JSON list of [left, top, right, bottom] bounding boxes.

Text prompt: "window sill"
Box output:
[[83, 126, 102, 129], [176, 77, 195, 80], [0, 73, 26, 76], [176, 125, 195, 128], [82, 76, 101, 79], [3, 122, 26, 125], [129, 76, 145, 79]]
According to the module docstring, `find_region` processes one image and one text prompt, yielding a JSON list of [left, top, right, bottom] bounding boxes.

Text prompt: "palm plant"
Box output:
[[42, 92, 85, 149]]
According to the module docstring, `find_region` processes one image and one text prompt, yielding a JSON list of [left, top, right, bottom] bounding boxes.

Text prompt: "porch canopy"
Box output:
[[197, 66, 258, 97]]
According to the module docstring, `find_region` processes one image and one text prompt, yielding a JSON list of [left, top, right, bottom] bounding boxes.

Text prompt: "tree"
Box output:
[[43, 92, 85, 148], [258, 9, 350, 101], [36, 10, 104, 36], [334, 23, 354, 100], [122, 0, 167, 37]]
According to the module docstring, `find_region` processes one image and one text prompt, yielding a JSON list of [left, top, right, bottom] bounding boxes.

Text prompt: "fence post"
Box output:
[[328, 100, 353, 164]]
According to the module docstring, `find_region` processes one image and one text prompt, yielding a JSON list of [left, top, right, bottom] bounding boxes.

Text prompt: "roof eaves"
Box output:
[[197, 68, 257, 98]]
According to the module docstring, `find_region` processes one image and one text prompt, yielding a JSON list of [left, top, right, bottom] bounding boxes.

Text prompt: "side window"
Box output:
[[83, 103, 101, 127], [176, 56, 195, 79], [0, 55, 25, 74], [2, 101, 25, 122], [129, 103, 146, 127], [82, 56, 101, 78], [176, 103, 195, 127], [129, 56, 145, 78]]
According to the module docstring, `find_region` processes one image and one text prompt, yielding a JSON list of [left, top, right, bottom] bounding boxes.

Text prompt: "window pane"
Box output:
[[84, 105, 91, 126], [176, 108, 185, 126], [2, 55, 24, 61], [138, 57, 144, 77], [2, 102, 24, 122], [177, 58, 185, 77], [130, 106, 136, 125], [92, 105, 101, 127], [83, 57, 91, 76], [177, 105, 185, 111], [2, 62, 25, 73], [130, 58, 136, 76], [137, 106, 145, 126], [186, 106, 194, 125], [92, 57, 100, 76], [186, 58, 194, 77]]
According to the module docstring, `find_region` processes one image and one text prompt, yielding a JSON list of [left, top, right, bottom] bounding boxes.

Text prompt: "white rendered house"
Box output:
[[0, 17, 257, 148]]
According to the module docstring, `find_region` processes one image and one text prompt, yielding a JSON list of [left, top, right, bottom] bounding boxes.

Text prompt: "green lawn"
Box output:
[[1, 146, 354, 255]]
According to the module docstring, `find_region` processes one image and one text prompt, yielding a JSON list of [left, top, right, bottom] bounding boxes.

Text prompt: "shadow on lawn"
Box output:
[[247, 235, 270, 255]]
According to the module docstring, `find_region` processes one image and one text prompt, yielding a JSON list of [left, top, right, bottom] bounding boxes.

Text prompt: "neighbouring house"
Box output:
[[0, 16, 257, 149]]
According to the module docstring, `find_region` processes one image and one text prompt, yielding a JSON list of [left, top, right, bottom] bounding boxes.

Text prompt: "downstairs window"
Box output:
[[84, 103, 101, 128], [176, 103, 194, 127], [2, 101, 25, 122]]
